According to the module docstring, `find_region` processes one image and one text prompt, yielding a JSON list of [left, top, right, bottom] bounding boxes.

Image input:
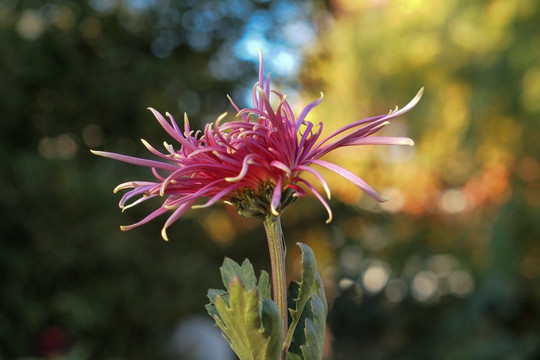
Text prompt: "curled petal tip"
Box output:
[[410, 87, 424, 104], [216, 112, 228, 122], [323, 183, 331, 200], [161, 228, 169, 241], [90, 149, 105, 156], [120, 225, 127, 231], [113, 182, 133, 193]]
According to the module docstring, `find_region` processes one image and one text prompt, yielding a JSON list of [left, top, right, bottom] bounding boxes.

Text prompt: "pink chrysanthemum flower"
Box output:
[[92, 52, 423, 240]]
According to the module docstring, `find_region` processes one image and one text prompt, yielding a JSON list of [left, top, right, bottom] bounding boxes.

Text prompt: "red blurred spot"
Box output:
[[35, 325, 70, 357]]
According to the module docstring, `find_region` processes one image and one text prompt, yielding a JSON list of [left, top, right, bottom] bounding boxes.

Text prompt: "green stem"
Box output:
[[263, 215, 288, 358]]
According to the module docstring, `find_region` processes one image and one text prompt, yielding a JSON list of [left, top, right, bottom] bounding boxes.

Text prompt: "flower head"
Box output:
[[93, 51, 422, 240]]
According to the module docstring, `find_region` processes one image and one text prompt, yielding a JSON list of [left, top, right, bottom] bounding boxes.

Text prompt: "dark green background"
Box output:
[[2, 0, 539, 359]]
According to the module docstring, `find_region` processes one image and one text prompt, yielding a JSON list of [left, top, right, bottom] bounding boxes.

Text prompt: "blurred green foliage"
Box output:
[[0, 0, 319, 358], [300, 0, 540, 359], [2, 0, 540, 359]]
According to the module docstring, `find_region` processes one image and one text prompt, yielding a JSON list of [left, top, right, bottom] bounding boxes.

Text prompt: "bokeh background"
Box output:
[[2, 0, 539, 359]]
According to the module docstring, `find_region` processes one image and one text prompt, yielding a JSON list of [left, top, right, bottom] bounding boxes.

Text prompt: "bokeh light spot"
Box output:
[[338, 278, 355, 291], [124, 0, 155, 13], [521, 66, 540, 113], [339, 245, 363, 277], [89, 0, 119, 14], [517, 156, 540, 183], [186, 31, 212, 52], [82, 124, 105, 148], [428, 254, 455, 277], [283, 20, 316, 47], [524, 183, 540, 207], [439, 188, 469, 214], [411, 271, 438, 302], [53, 4, 76, 30], [385, 278, 408, 303], [380, 188, 405, 213], [57, 134, 79, 160], [361, 260, 390, 294], [38, 137, 56, 160], [361, 225, 389, 251], [38, 134, 79, 160], [79, 17, 102, 41], [269, 51, 298, 77], [16, 9, 45, 40], [448, 270, 474, 297], [202, 210, 237, 245]]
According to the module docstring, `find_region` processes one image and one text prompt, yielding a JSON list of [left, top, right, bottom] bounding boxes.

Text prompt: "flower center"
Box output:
[[228, 183, 297, 219]]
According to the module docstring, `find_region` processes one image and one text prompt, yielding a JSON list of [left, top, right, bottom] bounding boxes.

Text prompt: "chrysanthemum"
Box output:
[[92, 51, 422, 241]]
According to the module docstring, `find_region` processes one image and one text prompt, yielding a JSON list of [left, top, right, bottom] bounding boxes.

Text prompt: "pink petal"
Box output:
[[91, 150, 178, 171], [295, 178, 333, 223], [311, 159, 386, 202]]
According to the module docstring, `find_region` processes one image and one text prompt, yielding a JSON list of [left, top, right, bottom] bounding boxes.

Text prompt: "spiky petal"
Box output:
[[93, 51, 422, 240]]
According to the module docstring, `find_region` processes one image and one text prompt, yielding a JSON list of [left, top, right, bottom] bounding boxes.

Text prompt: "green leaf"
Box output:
[[212, 276, 283, 360], [283, 243, 317, 349], [257, 270, 271, 314], [258, 270, 271, 301], [208, 288, 227, 302], [285, 243, 328, 360], [205, 302, 219, 319], [260, 298, 284, 355], [298, 288, 326, 360], [289, 243, 317, 319], [220, 257, 257, 291], [287, 351, 304, 360], [207, 258, 283, 360]]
